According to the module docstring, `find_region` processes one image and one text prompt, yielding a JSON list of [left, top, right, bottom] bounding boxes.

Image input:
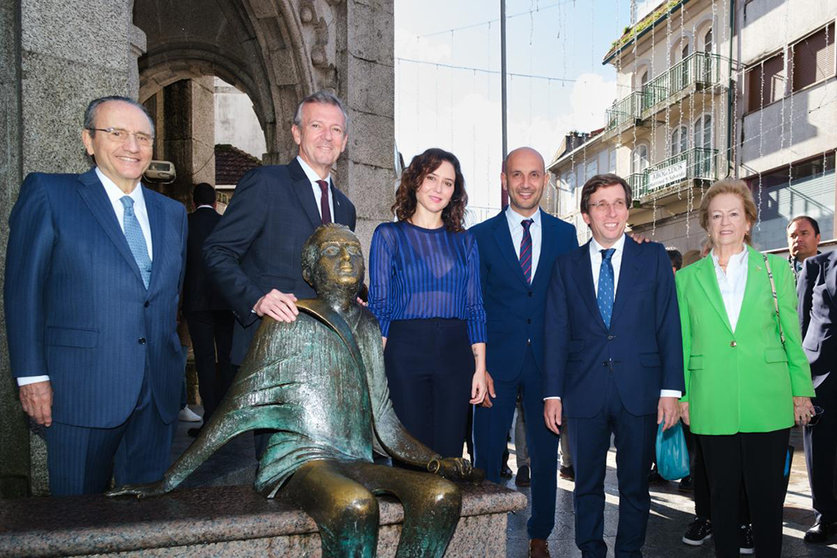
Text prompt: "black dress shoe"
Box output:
[[559, 465, 575, 480], [515, 465, 531, 487], [187, 426, 202, 438], [804, 519, 837, 544], [500, 464, 513, 479]]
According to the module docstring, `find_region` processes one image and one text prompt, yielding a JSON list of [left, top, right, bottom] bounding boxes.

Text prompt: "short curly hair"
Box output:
[[392, 148, 468, 232], [698, 178, 758, 245]]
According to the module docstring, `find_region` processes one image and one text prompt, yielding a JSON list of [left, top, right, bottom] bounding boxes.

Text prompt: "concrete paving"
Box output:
[[172, 409, 837, 557]]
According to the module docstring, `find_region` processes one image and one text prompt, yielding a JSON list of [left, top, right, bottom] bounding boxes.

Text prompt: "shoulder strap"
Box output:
[[762, 254, 786, 346]]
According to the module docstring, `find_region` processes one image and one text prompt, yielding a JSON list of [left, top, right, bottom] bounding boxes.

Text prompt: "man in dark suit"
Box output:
[[543, 173, 683, 557], [183, 183, 234, 431], [5, 96, 187, 495], [470, 147, 578, 558], [798, 250, 837, 544], [203, 90, 356, 369]]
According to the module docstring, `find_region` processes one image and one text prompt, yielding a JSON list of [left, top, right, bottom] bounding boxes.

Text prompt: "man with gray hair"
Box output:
[[204, 91, 357, 372]]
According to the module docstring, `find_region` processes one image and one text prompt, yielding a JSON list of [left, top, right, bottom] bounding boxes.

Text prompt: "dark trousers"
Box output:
[[46, 373, 174, 495], [186, 309, 234, 422], [473, 348, 558, 540], [568, 375, 656, 558], [384, 319, 473, 458], [699, 429, 790, 558], [804, 372, 837, 522], [687, 424, 750, 522]]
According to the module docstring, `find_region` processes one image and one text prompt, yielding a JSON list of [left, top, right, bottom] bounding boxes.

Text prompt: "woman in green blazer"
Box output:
[[676, 179, 815, 558]]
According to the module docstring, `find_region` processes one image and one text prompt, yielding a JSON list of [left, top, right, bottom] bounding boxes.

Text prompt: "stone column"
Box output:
[[0, 0, 145, 497]]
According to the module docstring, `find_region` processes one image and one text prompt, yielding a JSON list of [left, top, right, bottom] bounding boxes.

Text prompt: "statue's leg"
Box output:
[[346, 462, 462, 558], [283, 460, 380, 558]]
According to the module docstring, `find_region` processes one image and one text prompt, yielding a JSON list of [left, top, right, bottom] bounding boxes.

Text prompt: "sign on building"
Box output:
[[648, 160, 687, 191]]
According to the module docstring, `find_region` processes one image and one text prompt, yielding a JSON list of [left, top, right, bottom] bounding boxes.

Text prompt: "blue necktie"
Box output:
[[120, 196, 151, 288], [520, 219, 533, 284], [597, 248, 615, 328]]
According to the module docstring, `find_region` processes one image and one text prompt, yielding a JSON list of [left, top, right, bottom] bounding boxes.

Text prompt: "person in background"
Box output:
[[5, 96, 187, 495], [470, 146, 578, 558], [787, 216, 821, 282], [368, 147, 488, 461], [182, 183, 234, 436], [797, 249, 837, 544], [676, 179, 815, 557]]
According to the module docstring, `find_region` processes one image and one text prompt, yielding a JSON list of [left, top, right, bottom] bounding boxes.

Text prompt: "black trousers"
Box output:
[[384, 319, 473, 458], [185, 309, 234, 422], [698, 429, 790, 558], [803, 372, 837, 522]]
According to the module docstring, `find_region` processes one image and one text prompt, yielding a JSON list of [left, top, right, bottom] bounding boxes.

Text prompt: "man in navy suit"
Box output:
[[182, 183, 234, 432], [5, 96, 187, 495], [543, 173, 683, 557], [470, 147, 578, 558], [203, 90, 356, 370], [798, 250, 837, 544]]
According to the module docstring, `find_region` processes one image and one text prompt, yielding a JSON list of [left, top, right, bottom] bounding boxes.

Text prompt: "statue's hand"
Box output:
[[106, 480, 169, 499], [427, 457, 484, 484]]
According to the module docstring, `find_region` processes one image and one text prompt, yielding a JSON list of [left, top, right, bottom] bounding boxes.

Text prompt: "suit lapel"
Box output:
[[611, 236, 640, 321], [572, 242, 603, 327], [491, 213, 530, 288], [145, 188, 164, 292], [287, 159, 321, 229], [331, 181, 351, 226], [76, 170, 145, 285], [694, 255, 733, 334], [532, 215, 555, 288]]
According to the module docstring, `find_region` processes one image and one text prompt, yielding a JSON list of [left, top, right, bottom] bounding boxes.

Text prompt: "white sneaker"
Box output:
[[178, 406, 202, 422]]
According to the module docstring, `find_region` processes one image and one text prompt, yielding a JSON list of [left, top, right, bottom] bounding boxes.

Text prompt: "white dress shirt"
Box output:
[[710, 246, 749, 332], [18, 170, 153, 387], [296, 156, 335, 221], [505, 206, 543, 278]]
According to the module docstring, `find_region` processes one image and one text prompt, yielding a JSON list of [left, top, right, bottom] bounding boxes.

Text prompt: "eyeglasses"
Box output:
[[87, 127, 154, 148], [588, 199, 628, 212], [809, 406, 825, 426]]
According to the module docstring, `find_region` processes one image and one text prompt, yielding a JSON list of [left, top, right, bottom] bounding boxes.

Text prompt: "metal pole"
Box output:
[[500, 0, 508, 207]]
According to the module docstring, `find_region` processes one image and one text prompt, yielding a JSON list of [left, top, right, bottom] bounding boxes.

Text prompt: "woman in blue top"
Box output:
[[369, 147, 488, 459]]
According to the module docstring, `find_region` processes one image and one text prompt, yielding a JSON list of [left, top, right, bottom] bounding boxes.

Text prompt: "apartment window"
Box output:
[[703, 28, 713, 53], [791, 23, 835, 91], [693, 115, 713, 176], [746, 52, 785, 111], [671, 126, 688, 157], [693, 114, 712, 149], [633, 144, 650, 173]]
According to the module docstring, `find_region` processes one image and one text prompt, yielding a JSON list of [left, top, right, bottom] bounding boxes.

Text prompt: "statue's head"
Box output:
[[301, 224, 365, 300]]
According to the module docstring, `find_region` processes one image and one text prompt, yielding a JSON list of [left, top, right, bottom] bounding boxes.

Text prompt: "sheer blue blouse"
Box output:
[[368, 221, 487, 344]]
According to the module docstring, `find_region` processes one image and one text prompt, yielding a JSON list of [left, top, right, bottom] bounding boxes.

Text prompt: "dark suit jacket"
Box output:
[[4, 169, 187, 427], [183, 206, 227, 313], [203, 159, 356, 364], [543, 236, 684, 418], [470, 210, 578, 379], [798, 251, 837, 376]]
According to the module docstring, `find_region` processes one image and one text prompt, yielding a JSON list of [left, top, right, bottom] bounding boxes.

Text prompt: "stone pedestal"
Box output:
[[0, 482, 526, 557]]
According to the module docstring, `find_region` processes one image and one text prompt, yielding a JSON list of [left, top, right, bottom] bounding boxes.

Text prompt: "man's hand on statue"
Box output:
[[469, 369, 488, 405], [480, 371, 495, 408], [19, 380, 53, 427], [106, 480, 169, 499], [543, 398, 562, 435], [428, 457, 483, 483], [253, 289, 299, 322]]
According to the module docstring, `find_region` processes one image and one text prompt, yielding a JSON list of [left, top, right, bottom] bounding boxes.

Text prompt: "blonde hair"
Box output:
[[698, 179, 758, 246]]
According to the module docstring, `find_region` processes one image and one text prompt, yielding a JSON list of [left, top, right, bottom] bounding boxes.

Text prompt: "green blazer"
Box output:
[[675, 246, 814, 435]]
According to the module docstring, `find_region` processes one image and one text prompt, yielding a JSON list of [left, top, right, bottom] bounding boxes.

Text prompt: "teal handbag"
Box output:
[[655, 421, 690, 481]]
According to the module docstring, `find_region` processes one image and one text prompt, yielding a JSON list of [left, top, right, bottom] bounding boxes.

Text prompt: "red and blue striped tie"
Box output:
[[520, 219, 533, 284]]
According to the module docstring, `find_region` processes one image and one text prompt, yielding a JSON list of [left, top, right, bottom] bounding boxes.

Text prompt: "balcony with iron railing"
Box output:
[[605, 52, 724, 133], [632, 147, 718, 200]]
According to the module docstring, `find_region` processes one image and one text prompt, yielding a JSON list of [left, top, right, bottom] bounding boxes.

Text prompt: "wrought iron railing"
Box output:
[[633, 147, 718, 198], [606, 92, 643, 131]]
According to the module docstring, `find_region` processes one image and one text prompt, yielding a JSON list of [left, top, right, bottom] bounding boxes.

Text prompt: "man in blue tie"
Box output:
[[543, 173, 683, 558], [470, 147, 578, 558], [5, 96, 187, 495]]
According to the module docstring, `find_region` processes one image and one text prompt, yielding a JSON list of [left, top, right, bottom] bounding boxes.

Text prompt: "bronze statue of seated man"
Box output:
[[109, 224, 481, 558]]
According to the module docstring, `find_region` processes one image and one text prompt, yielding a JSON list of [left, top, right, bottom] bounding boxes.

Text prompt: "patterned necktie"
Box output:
[[316, 180, 332, 224], [120, 196, 151, 288], [519, 219, 534, 284], [597, 248, 616, 328]]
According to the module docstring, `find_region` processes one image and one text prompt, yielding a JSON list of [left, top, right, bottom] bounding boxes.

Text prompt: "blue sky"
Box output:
[[395, 0, 649, 216]]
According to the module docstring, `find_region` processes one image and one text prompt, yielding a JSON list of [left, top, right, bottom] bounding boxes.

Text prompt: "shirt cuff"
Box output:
[[543, 396, 561, 401], [660, 389, 682, 398], [18, 375, 50, 386]]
